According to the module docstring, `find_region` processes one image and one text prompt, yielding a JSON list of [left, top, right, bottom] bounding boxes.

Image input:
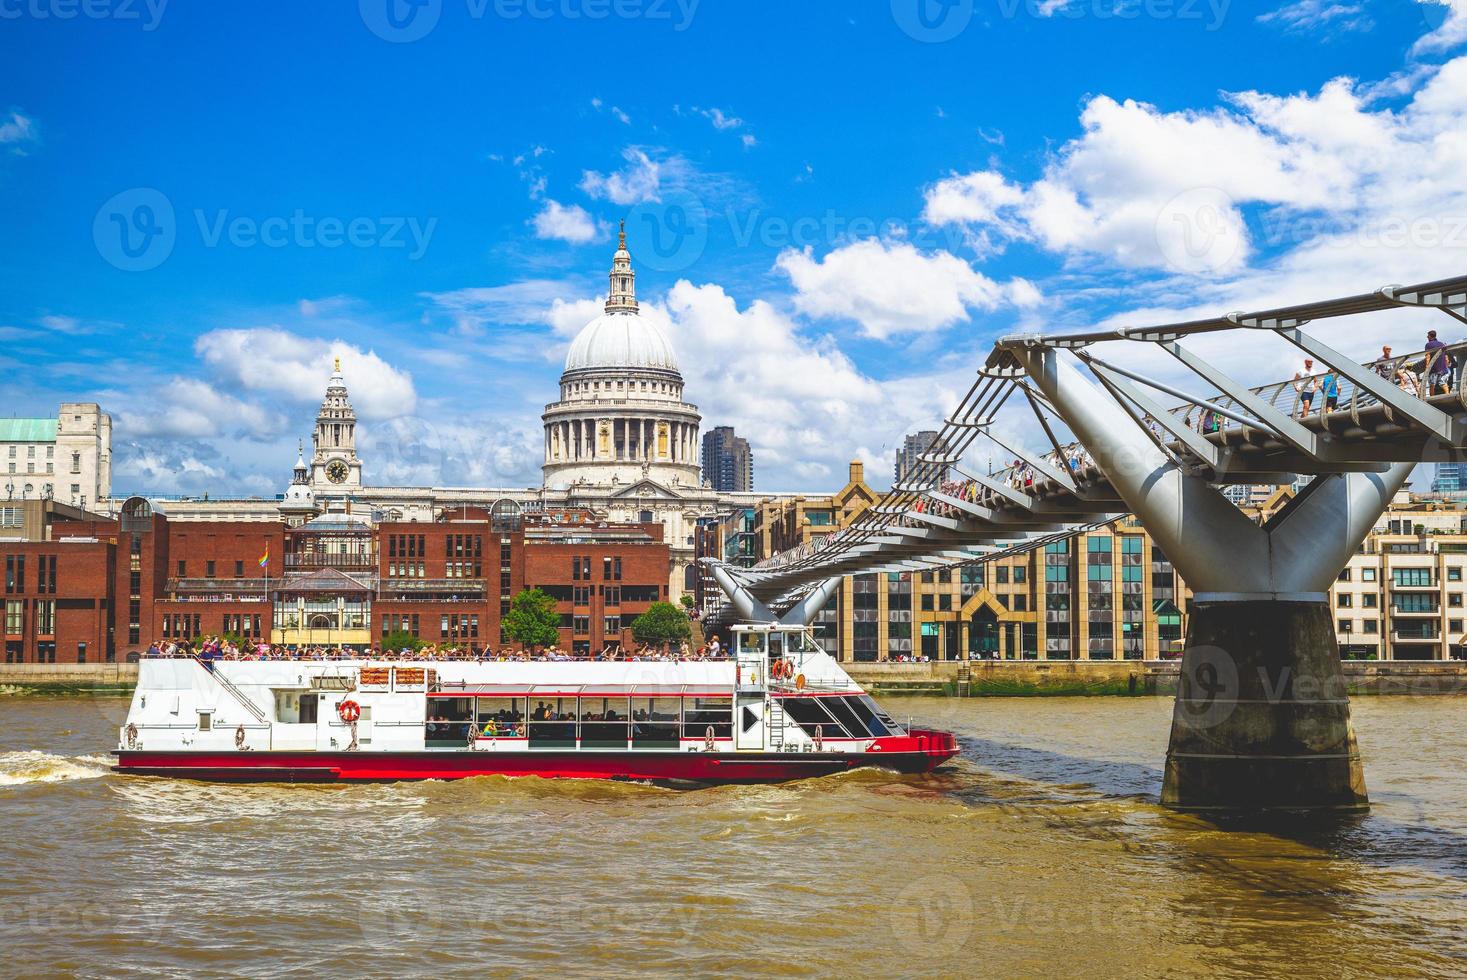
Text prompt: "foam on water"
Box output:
[[0, 750, 112, 787]]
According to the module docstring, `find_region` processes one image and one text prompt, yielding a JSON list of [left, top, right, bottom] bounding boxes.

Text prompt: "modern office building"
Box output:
[[894, 430, 945, 486], [701, 425, 754, 492]]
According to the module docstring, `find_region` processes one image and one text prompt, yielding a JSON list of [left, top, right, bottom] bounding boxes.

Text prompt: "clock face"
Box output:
[[326, 460, 350, 484]]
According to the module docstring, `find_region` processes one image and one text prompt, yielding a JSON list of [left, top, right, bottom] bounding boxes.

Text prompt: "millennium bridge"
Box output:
[[706, 274, 1467, 813]]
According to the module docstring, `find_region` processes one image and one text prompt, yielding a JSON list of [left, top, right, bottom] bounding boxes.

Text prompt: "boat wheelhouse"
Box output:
[[112, 624, 958, 784]]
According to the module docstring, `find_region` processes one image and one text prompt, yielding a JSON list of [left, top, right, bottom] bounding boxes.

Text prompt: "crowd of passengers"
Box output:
[[143, 634, 736, 663], [427, 699, 687, 740]]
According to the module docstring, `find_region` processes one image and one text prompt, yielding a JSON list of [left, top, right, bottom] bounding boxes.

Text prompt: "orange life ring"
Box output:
[[780, 659, 795, 680], [338, 699, 361, 723]]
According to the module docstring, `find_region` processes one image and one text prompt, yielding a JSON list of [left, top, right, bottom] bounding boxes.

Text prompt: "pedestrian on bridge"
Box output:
[[1293, 359, 1319, 416], [1425, 330, 1452, 395]]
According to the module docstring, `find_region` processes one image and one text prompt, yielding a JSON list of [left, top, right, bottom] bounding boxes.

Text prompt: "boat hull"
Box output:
[[112, 731, 959, 785]]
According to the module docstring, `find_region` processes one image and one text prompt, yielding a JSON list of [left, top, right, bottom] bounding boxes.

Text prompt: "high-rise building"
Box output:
[[895, 430, 945, 485], [1432, 462, 1464, 494], [701, 426, 753, 492]]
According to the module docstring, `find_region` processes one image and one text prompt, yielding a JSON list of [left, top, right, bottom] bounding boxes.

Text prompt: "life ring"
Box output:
[[794, 673, 806, 690], [704, 725, 716, 752], [235, 725, 246, 750], [125, 722, 139, 749], [338, 699, 361, 723]]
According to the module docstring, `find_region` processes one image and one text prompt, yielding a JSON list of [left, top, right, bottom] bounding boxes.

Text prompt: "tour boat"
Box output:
[[112, 624, 959, 784]]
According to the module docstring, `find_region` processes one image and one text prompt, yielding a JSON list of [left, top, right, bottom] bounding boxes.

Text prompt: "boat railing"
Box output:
[[193, 657, 270, 723]]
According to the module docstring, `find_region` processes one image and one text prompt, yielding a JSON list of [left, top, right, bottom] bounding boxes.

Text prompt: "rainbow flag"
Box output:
[[258, 544, 270, 569]]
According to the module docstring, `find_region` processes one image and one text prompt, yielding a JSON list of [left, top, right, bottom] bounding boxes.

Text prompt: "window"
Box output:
[[177, 560, 186, 576], [920, 594, 934, 611], [1451, 567, 1464, 583], [206, 560, 216, 578], [1452, 594, 1464, 608], [235, 560, 244, 577], [1393, 568, 1433, 587], [1362, 568, 1377, 581], [1338, 569, 1352, 582], [4, 555, 23, 593], [1363, 593, 1378, 608], [996, 567, 1009, 585], [1338, 619, 1352, 633], [1362, 620, 1378, 634], [1337, 594, 1352, 608], [4, 600, 22, 634], [1452, 619, 1464, 633], [34, 600, 54, 635]]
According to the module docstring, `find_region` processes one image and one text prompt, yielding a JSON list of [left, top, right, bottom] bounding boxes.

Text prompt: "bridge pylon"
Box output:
[[1011, 344, 1410, 812]]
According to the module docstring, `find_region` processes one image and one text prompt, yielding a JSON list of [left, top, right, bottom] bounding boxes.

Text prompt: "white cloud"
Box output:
[[922, 59, 1467, 278], [775, 239, 1038, 339], [0, 110, 36, 149], [425, 280, 588, 336], [580, 147, 662, 205], [116, 379, 284, 440], [194, 328, 417, 419], [532, 199, 602, 244], [642, 281, 965, 486], [1258, 0, 1372, 34], [1416, 0, 1467, 53]]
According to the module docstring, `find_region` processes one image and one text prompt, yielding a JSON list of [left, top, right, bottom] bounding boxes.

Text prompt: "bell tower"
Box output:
[[310, 358, 363, 492]]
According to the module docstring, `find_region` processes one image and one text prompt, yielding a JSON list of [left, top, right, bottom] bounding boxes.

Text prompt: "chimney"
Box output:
[[849, 459, 864, 485]]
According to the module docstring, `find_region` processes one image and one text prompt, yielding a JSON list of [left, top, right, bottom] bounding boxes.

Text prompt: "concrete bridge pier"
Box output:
[[1011, 343, 1410, 812]]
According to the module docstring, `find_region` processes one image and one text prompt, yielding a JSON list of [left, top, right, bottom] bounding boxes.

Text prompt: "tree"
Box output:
[[678, 593, 695, 609], [503, 588, 562, 650], [381, 630, 423, 653], [631, 602, 692, 647]]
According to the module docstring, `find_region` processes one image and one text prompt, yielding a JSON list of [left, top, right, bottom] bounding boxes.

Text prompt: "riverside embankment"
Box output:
[[6, 661, 1467, 697]]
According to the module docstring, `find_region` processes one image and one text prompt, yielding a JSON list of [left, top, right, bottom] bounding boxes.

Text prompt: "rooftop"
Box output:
[[0, 418, 58, 442]]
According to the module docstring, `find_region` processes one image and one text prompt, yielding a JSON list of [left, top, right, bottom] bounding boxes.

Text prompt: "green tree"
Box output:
[[503, 588, 563, 650], [631, 602, 692, 647], [381, 630, 423, 653], [679, 593, 695, 609]]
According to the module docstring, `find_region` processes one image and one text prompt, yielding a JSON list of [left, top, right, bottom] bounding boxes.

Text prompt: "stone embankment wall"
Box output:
[[3, 661, 1466, 697]]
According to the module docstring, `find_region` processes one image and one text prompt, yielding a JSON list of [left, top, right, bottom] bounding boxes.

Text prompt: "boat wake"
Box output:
[[0, 750, 112, 787]]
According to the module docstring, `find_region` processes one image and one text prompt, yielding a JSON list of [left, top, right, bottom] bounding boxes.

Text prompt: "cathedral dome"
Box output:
[[564, 310, 679, 375]]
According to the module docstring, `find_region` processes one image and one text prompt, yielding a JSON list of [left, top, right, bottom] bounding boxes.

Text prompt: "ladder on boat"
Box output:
[[194, 657, 268, 723], [767, 696, 786, 750]]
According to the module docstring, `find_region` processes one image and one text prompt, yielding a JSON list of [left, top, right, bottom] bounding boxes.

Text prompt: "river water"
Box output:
[[2, 694, 1466, 978]]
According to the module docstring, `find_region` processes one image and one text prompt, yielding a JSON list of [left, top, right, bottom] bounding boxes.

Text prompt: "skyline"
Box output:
[[3, 0, 1467, 497]]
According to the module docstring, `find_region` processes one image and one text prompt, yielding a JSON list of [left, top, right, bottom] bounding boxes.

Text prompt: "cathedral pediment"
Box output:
[[610, 479, 683, 500]]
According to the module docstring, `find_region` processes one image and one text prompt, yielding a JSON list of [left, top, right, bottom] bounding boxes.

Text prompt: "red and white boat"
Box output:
[[112, 624, 959, 784]]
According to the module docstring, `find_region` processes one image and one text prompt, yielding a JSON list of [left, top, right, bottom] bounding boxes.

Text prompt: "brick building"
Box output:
[[0, 497, 670, 663]]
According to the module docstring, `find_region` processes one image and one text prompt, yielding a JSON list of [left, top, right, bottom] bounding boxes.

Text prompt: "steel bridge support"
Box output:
[[1012, 345, 1411, 812]]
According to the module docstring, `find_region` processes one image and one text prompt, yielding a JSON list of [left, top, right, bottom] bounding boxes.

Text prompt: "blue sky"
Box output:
[[2, 0, 1465, 497]]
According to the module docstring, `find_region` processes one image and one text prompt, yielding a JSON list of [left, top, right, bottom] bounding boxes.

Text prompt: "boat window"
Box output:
[[786, 630, 823, 656], [300, 693, 318, 725], [767, 631, 784, 658], [682, 697, 731, 741], [737, 632, 766, 655], [477, 696, 526, 738], [579, 696, 629, 748], [197, 711, 212, 732], [840, 696, 889, 737], [859, 695, 902, 734], [427, 697, 474, 747], [821, 696, 870, 740], [631, 697, 680, 748], [527, 696, 574, 748], [779, 697, 854, 739]]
